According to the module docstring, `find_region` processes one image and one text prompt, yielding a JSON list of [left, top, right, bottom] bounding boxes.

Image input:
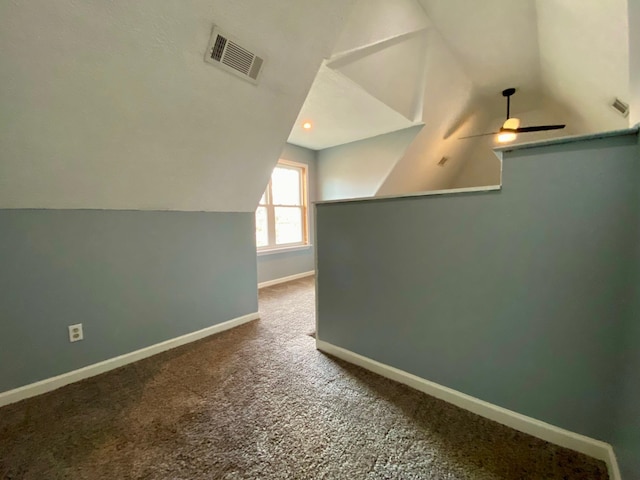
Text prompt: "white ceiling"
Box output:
[[288, 64, 419, 151], [331, 0, 430, 57], [418, 0, 542, 95], [537, 0, 630, 133], [289, 0, 632, 151], [0, 0, 353, 211], [1, 0, 633, 210], [288, 1, 429, 150]]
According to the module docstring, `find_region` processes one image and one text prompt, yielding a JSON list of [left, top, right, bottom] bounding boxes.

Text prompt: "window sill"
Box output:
[[257, 244, 313, 256]]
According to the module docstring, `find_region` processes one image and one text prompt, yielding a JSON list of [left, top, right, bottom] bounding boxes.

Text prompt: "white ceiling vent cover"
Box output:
[[204, 26, 265, 85]]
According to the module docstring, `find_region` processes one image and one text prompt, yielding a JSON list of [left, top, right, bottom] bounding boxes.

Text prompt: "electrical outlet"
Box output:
[[68, 324, 83, 342]]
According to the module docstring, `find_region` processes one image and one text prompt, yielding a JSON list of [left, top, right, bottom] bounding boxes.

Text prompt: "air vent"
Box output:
[[204, 26, 265, 85], [437, 156, 449, 167], [611, 98, 629, 118]]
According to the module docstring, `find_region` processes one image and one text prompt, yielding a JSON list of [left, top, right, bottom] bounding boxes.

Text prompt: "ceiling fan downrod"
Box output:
[[502, 87, 516, 120]]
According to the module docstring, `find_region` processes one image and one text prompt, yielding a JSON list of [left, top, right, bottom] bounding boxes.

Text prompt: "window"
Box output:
[[256, 160, 308, 250]]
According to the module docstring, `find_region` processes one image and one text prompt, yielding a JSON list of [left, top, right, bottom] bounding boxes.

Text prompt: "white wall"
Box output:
[[317, 127, 422, 201], [331, 0, 429, 57], [288, 0, 428, 150], [334, 31, 427, 121], [0, 0, 353, 212], [630, 0, 640, 126], [377, 31, 477, 194], [537, 0, 630, 134]]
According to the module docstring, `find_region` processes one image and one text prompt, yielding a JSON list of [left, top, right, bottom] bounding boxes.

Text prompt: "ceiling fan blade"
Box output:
[[458, 131, 499, 140], [510, 124, 566, 133]]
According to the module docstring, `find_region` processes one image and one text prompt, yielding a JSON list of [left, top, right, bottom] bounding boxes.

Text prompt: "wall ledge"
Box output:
[[315, 185, 501, 206], [0, 312, 260, 408], [316, 339, 621, 480]]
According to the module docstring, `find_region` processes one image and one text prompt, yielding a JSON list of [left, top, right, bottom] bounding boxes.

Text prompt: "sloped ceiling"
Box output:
[[537, 0, 630, 133], [418, 0, 542, 95], [288, 0, 428, 149], [290, 0, 632, 157], [287, 64, 419, 151], [333, 31, 428, 122], [0, 0, 353, 212]]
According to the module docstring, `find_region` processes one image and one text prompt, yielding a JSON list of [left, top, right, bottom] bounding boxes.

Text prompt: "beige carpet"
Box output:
[[0, 277, 607, 479]]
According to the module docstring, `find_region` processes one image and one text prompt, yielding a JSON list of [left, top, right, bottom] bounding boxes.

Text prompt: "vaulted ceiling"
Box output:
[[289, 0, 631, 151], [0, 0, 353, 212], [0, 1, 634, 210]]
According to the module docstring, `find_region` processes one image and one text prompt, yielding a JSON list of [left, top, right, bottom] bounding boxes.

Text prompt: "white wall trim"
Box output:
[[0, 312, 260, 408], [314, 185, 501, 206], [258, 270, 315, 289], [257, 244, 313, 257], [316, 340, 621, 480]]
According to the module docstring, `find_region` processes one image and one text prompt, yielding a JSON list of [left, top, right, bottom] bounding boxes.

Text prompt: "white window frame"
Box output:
[[256, 159, 309, 253]]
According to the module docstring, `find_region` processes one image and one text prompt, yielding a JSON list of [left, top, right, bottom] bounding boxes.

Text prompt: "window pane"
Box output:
[[255, 207, 268, 247], [271, 167, 301, 206], [259, 190, 266, 205], [275, 206, 303, 244]]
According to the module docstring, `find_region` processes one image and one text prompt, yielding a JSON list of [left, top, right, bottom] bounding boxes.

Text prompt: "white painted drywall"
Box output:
[[288, 65, 418, 150], [630, 0, 640, 126], [537, 0, 630, 134], [317, 126, 422, 201], [331, 0, 429, 57], [334, 31, 428, 121], [377, 31, 477, 194], [288, 0, 429, 150], [291, 0, 632, 157], [0, 0, 353, 211], [418, 0, 541, 96]]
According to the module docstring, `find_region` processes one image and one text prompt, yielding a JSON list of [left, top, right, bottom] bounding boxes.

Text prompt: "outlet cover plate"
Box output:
[[68, 324, 83, 342]]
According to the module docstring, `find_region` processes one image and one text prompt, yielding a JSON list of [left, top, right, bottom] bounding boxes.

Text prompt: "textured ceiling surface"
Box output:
[[1, 0, 634, 209], [288, 1, 429, 150], [0, 0, 353, 211], [418, 0, 542, 95], [288, 65, 418, 151], [289, 0, 632, 152], [537, 0, 630, 133]]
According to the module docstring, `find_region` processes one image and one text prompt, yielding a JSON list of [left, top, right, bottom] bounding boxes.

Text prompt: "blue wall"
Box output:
[[0, 209, 258, 392], [316, 131, 639, 474], [611, 134, 640, 480]]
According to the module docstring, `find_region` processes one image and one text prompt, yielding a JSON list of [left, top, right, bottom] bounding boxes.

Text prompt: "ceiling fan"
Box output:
[[459, 88, 565, 143]]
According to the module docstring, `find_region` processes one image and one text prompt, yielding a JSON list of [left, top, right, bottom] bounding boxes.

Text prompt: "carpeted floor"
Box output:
[[0, 277, 608, 479]]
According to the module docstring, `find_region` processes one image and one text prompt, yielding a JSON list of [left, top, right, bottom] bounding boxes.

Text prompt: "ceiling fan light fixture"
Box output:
[[457, 88, 567, 141], [502, 117, 520, 130], [497, 131, 517, 143]]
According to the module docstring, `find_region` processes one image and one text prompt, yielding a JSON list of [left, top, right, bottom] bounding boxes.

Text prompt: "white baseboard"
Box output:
[[0, 312, 260, 408], [316, 339, 621, 480], [258, 270, 315, 289]]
